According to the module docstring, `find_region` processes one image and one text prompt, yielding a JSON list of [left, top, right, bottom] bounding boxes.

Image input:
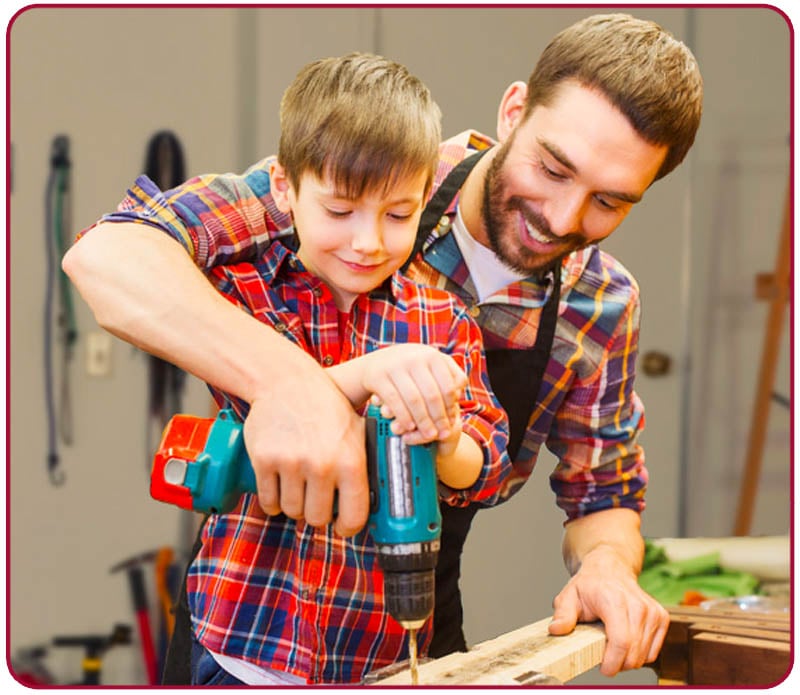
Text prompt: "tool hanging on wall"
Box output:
[[43, 134, 77, 486], [141, 131, 188, 467]]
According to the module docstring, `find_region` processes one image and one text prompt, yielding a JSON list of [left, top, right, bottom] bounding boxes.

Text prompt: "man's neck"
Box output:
[[456, 146, 495, 247]]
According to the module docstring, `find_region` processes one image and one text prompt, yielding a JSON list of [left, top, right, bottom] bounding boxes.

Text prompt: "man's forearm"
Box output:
[[62, 221, 318, 403], [562, 507, 644, 577]]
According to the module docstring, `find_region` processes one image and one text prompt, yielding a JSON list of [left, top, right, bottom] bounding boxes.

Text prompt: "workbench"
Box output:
[[654, 603, 791, 686], [372, 535, 792, 687]]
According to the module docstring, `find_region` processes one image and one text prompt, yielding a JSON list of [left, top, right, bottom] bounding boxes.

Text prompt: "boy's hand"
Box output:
[[362, 345, 467, 444]]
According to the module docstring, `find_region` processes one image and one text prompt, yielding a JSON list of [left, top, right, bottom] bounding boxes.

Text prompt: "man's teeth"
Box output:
[[524, 219, 554, 245]]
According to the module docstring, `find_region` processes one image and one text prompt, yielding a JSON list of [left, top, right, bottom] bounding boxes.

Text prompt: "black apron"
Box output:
[[161, 149, 561, 681]]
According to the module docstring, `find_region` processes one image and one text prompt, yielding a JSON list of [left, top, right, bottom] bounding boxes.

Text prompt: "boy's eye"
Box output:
[[324, 207, 352, 218], [387, 212, 413, 221]]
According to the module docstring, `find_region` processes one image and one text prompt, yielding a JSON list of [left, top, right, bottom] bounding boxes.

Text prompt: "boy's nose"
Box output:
[[351, 220, 383, 254]]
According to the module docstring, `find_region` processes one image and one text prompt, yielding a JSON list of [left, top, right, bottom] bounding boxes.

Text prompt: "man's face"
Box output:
[[483, 81, 668, 274], [286, 169, 428, 311]]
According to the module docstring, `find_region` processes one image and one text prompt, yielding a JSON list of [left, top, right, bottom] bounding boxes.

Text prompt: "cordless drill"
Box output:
[[150, 405, 441, 629]]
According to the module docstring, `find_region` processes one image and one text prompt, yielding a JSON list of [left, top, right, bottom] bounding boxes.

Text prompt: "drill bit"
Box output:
[[408, 628, 419, 685]]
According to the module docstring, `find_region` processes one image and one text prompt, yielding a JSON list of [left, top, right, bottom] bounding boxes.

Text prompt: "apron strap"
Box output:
[[401, 149, 490, 273]]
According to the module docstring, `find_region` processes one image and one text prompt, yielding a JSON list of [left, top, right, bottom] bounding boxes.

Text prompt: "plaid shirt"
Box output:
[[103, 130, 648, 521], [97, 190, 510, 683]]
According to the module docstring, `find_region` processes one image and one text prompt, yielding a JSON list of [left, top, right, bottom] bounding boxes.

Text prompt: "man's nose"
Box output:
[[547, 194, 585, 238]]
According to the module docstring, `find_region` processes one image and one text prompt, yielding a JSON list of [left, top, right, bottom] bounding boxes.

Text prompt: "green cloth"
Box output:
[[638, 540, 760, 606]]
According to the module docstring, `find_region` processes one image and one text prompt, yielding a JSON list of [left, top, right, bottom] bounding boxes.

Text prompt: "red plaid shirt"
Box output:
[[92, 209, 509, 681]]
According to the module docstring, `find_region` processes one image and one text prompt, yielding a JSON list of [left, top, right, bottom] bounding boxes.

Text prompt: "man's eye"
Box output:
[[540, 160, 567, 180], [595, 196, 619, 211]]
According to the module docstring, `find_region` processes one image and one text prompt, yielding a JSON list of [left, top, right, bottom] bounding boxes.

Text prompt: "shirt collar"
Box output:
[[265, 236, 398, 303], [422, 215, 562, 309]]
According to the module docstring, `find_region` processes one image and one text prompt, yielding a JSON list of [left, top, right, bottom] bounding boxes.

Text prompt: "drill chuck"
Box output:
[[383, 568, 436, 630]]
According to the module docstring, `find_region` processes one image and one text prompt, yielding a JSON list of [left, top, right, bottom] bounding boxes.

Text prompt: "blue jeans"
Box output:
[[190, 638, 247, 686]]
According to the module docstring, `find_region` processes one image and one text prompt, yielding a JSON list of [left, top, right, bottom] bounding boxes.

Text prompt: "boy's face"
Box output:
[[272, 165, 429, 311]]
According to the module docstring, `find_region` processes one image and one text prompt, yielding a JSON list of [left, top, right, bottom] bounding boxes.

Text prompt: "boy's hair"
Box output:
[[278, 53, 442, 199], [524, 13, 704, 181]]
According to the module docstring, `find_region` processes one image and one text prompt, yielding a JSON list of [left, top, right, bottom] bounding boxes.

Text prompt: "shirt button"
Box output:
[[274, 322, 287, 333], [322, 355, 334, 366], [469, 305, 481, 318], [312, 287, 323, 298], [288, 257, 297, 269]]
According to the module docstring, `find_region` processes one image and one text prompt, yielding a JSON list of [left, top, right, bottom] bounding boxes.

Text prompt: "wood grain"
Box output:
[[374, 618, 606, 685]]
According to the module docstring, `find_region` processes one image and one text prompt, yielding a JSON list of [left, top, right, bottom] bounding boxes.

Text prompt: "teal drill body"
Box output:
[[152, 405, 441, 627]]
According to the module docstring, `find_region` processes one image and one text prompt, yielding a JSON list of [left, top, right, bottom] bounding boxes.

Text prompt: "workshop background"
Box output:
[[7, 5, 792, 686]]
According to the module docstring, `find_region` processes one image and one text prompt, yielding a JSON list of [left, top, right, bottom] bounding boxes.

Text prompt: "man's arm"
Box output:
[[548, 508, 669, 676], [544, 254, 667, 675], [62, 221, 369, 535]]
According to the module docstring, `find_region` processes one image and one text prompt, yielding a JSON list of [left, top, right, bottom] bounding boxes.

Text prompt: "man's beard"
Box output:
[[481, 141, 586, 275]]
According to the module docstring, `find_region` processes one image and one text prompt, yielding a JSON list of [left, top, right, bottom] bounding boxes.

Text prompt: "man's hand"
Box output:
[[548, 509, 669, 676], [244, 370, 369, 537]]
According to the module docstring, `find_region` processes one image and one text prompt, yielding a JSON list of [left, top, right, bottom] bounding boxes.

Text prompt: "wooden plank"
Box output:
[[374, 618, 606, 686], [653, 606, 791, 683], [666, 603, 790, 622], [668, 610, 791, 632], [689, 632, 791, 686], [687, 621, 791, 643]]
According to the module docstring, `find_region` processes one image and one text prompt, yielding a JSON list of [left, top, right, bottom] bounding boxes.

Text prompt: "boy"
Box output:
[[79, 53, 510, 685]]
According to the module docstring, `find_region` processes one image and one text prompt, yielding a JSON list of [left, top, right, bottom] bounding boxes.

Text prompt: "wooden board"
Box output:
[[690, 632, 791, 686], [654, 605, 791, 685], [374, 618, 606, 686]]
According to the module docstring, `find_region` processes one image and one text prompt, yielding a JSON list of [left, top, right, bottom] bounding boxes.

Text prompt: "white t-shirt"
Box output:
[[210, 650, 307, 685], [449, 206, 527, 302]]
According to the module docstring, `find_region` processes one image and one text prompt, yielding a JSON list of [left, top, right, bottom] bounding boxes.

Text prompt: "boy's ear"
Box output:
[[497, 81, 528, 143], [269, 161, 293, 213]]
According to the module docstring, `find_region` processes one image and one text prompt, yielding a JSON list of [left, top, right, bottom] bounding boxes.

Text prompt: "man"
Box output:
[[63, 13, 703, 679]]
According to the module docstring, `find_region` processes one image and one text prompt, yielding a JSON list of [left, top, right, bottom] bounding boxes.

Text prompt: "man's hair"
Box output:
[[278, 52, 442, 198], [525, 13, 704, 181]]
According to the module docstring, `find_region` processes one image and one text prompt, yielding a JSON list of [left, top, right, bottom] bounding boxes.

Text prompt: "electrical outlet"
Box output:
[[86, 331, 113, 377]]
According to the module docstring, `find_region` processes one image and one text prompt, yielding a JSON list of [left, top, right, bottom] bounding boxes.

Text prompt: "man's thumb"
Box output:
[[548, 589, 579, 636]]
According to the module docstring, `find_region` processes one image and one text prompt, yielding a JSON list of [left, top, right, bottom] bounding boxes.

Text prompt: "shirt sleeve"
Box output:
[[546, 284, 648, 523], [85, 157, 291, 268], [437, 302, 513, 509]]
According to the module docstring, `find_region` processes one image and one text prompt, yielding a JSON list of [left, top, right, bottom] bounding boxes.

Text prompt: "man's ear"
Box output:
[[497, 81, 528, 142], [270, 161, 293, 213]]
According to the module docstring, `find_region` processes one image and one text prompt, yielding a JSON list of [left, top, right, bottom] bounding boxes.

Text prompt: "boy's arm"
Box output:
[[62, 221, 370, 535], [327, 345, 483, 489]]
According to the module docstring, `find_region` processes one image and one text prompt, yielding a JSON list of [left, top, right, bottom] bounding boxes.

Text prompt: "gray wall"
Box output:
[[7, 5, 792, 686]]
